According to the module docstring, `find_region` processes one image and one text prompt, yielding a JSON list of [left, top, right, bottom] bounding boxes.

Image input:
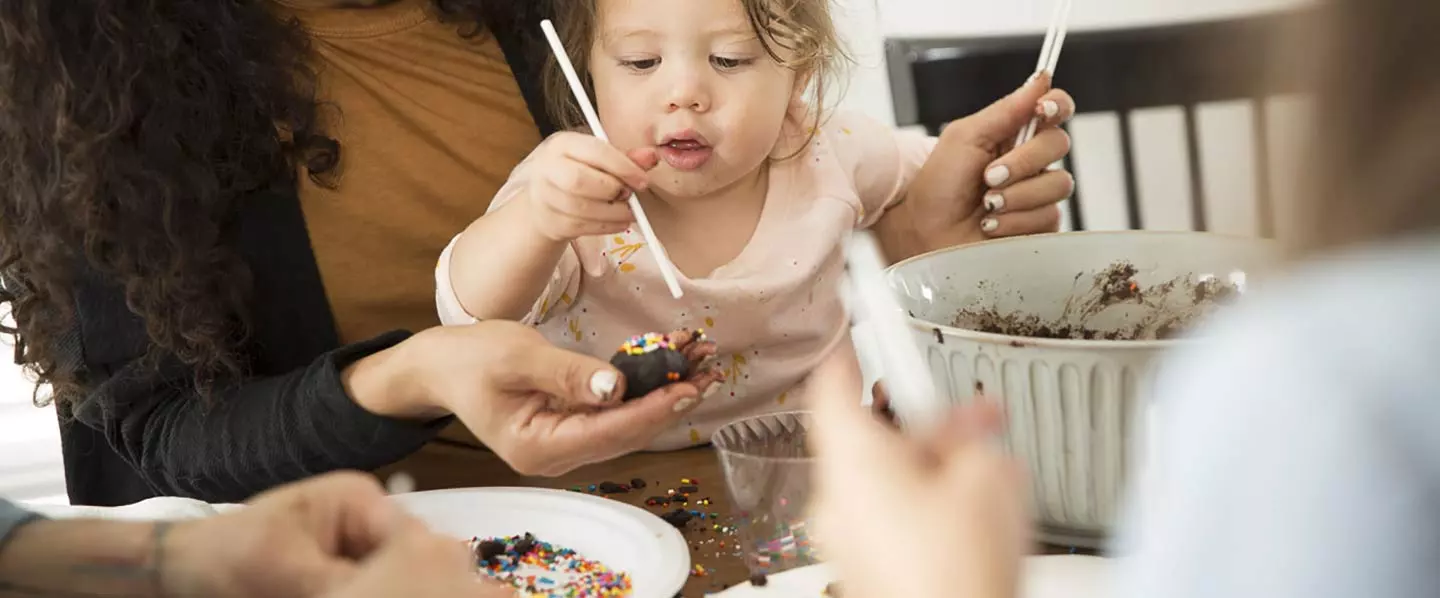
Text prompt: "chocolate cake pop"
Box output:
[[609, 331, 696, 401]]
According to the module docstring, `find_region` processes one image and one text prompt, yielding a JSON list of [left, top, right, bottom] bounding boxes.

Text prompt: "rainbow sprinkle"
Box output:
[[737, 517, 821, 575], [617, 332, 672, 356], [468, 534, 632, 597], [616, 329, 705, 356]]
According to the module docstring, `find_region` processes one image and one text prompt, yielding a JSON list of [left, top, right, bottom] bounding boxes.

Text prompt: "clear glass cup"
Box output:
[[711, 411, 819, 577]]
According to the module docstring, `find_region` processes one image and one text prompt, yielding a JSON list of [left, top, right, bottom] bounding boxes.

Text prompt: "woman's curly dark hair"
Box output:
[[0, 0, 507, 406]]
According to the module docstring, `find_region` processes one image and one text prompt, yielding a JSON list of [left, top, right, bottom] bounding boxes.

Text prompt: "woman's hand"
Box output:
[[356, 322, 722, 476], [809, 369, 1032, 598], [878, 74, 1076, 260], [315, 515, 517, 598], [521, 132, 658, 242], [166, 472, 510, 598]]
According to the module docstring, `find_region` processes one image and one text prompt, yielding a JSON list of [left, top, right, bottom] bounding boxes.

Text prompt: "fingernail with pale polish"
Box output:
[[673, 397, 698, 413], [985, 165, 1011, 187], [590, 370, 618, 401], [984, 192, 1005, 212], [981, 218, 1000, 233], [704, 383, 721, 399], [1042, 100, 1060, 118]]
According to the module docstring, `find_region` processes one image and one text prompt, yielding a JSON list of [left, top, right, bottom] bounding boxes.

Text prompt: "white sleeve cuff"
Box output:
[[435, 234, 478, 326]]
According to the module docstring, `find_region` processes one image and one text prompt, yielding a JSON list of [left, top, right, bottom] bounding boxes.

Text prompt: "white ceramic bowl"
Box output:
[[886, 231, 1276, 545]]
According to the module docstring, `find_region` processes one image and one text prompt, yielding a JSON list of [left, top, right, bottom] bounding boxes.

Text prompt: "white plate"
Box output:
[[390, 487, 690, 598], [710, 556, 1112, 598]]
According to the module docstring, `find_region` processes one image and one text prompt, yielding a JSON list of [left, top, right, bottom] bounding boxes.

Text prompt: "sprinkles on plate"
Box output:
[[468, 533, 632, 597]]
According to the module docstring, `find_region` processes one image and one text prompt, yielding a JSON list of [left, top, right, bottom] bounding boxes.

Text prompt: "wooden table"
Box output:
[[380, 442, 1086, 597]]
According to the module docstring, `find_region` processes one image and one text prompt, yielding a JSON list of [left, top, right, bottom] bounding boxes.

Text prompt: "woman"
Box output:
[[814, 1, 1440, 596], [0, 0, 1069, 506]]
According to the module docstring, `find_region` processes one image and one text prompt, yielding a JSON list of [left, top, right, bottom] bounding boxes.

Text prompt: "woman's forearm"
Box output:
[[88, 332, 447, 503], [870, 199, 928, 264], [448, 199, 569, 321], [0, 518, 171, 598]]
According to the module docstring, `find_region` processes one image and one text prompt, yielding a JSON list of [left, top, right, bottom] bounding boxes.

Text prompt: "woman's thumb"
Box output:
[[518, 343, 626, 406]]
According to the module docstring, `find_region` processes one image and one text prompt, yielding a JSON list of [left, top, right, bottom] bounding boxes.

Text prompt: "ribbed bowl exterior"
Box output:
[[917, 329, 1160, 541], [886, 231, 1276, 545]]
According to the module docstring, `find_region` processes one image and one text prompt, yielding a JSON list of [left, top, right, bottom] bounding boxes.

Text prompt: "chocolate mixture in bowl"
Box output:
[[952, 261, 1243, 341]]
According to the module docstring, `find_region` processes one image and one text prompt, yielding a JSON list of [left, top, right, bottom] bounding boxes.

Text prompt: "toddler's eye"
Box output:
[[620, 58, 660, 72], [711, 56, 755, 71]]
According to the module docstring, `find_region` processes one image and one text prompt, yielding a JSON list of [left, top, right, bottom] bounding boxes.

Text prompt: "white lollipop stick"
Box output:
[[1014, 0, 1075, 148], [842, 232, 942, 431], [540, 20, 684, 299]]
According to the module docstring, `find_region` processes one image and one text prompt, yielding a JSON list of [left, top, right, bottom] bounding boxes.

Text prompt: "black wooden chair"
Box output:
[[885, 10, 1312, 235]]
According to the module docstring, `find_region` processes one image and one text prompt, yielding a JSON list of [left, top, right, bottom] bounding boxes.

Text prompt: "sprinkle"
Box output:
[[468, 533, 631, 597], [617, 332, 673, 355]]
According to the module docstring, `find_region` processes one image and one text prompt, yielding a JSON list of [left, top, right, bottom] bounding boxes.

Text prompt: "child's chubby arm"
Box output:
[[446, 132, 658, 322]]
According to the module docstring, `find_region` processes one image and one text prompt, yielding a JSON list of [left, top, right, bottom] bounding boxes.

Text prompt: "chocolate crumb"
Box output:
[[975, 381, 985, 394], [933, 328, 944, 344], [1098, 262, 1140, 303], [952, 260, 1243, 341], [513, 532, 537, 556], [749, 573, 769, 587], [678, 484, 700, 494], [630, 478, 648, 489], [475, 539, 506, 563], [661, 509, 694, 529], [597, 481, 628, 494]]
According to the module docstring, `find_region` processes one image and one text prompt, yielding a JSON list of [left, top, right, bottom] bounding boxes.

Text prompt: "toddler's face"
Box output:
[[589, 0, 800, 200]]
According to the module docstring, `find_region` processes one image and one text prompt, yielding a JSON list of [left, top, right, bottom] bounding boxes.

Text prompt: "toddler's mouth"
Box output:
[[658, 133, 713, 171]]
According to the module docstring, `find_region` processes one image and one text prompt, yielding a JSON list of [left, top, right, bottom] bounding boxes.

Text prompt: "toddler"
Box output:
[[438, 0, 977, 448]]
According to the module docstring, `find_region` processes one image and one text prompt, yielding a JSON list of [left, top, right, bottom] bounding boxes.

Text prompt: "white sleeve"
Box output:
[[434, 231, 583, 327], [1113, 314, 1440, 598], [434, 234, 476, 326], [821, 110, 937, 229]]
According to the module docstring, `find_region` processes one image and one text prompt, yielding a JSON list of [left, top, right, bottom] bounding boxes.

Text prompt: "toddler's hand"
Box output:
[[522, 132, 658, 242]]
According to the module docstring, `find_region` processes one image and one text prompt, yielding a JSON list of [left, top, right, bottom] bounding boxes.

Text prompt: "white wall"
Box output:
[[0, 345, 64, 502]]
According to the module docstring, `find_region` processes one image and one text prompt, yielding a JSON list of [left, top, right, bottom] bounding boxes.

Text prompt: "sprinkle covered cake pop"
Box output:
[[609, 331, 697, 401]]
